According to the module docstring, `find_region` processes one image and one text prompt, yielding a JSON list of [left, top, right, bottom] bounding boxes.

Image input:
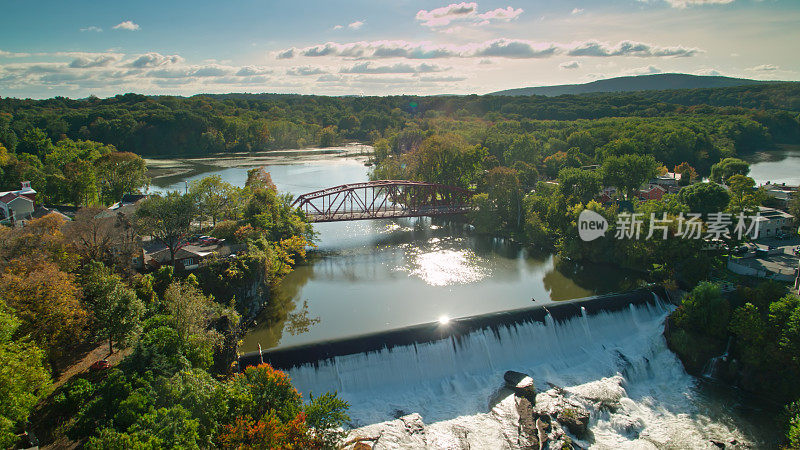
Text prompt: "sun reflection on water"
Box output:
[[402, 239, 490, 286]]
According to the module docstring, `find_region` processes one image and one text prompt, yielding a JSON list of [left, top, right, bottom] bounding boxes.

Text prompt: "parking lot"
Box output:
[[730, 235, 800, 280]]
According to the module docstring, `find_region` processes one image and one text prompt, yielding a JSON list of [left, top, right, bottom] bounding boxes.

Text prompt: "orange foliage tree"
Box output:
[[0, 259, 88, 369]]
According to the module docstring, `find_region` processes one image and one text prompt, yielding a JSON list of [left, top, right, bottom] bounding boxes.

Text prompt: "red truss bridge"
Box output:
[[291, 180, 474, 223]]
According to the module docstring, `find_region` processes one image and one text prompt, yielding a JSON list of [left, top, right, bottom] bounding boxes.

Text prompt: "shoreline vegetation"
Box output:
[[1, 82, 800, 447]]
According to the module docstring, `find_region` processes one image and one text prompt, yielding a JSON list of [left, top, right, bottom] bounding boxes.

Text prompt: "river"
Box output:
[[148, 145, 777, 448], [147, 145, 644, 352], [742, 144, 800, 186]]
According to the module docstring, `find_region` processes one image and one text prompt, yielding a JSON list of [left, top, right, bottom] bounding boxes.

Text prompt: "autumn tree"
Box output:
[[0, 260, 88, 369], [674, 162, 698, 186]]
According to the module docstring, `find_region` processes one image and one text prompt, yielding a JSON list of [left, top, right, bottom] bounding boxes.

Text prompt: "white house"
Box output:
[[0, 181, 36, 223]]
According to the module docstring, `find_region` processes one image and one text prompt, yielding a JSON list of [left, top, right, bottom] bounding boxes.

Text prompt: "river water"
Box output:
[[148, 146, 777, 447], [148, 147, 643, 351], [742, 144, 800, 186]]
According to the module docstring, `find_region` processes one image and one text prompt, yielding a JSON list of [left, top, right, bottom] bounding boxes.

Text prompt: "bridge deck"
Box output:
[[305, 206, 472, 222]]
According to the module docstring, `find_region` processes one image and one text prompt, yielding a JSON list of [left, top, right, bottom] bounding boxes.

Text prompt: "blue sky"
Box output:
[[0, 0, 797, 98]]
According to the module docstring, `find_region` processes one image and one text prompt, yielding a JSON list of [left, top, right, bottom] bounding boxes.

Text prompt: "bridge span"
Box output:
[[290, 180, 473, 223]]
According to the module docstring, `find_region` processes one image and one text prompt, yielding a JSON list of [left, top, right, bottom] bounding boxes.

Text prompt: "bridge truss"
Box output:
[[291, 180, 474, 223]]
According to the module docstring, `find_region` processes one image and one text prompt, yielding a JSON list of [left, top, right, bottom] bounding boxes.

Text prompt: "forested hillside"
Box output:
[[490, 73, 777, 96], [0, 83, 798, 160]]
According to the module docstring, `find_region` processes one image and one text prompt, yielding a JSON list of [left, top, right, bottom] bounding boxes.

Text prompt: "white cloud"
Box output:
[[348, 21, 364, 30], [113, 20, 140, 31], [0, 50, 32, 58], [639, 0, 734, 8], [276, 38, 700, 60], [571, 8, 584, 15], [416, 3, 522, 28], [559, 60, 581, 69], [80, 26, 103, 32], [625, 65, 663, 75], [416, 2, 478, 27], [69, 54, 120, 68], [341, 62, 447, 74], [747, 64, 779, 71], [567, 40, 699, 58], [477, 6, 524, 23], [333, 25, 344, 30], [235, 66, 273, 76], [695, 68, 723, 76], [287, 66, 327, 76], [127, 53, 184, 68]]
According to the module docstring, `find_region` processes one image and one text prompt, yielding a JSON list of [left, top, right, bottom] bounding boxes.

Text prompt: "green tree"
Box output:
[[601, 154, 659, 200], [82, 262, 145, 353], [0, 303, 51, 448], [557, 167, 602, 205], [678, 182, 730, 215], [136, 192, 198, 267], [710, 157, 750, 184], [468, 193, 500, 234], [189, 175, 235, 227], [674, 282, 729, 339], [96, 152, 148, 204], [726, 175, 764, 215], [304, 392, 350, 448], [484, 166, 522, 230]]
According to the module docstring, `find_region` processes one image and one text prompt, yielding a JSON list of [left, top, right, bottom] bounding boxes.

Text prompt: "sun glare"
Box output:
[[438, 315, 450, 325]]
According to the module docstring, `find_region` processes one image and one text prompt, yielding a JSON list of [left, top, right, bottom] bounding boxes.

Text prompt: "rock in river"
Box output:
[[504, 370, 536, 403]]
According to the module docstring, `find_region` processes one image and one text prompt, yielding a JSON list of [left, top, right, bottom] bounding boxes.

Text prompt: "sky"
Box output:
[[0, 0, 798, 99]]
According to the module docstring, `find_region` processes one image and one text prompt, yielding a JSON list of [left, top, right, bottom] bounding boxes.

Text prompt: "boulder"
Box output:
[[556, 407, 590, 438], [504, 370, 536, 403]]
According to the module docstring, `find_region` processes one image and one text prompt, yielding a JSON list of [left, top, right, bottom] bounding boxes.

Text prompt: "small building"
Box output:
[[145, 240, 238, 272], [762, 183, 797, 209], [637, 184, 666, 201], [0, 181, 37, 224], [597, 186, 617, 204], [651, 172, 682, 187], [754, 206, 794, 239]]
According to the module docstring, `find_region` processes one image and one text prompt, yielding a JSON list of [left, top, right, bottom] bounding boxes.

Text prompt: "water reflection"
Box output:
[[146, 154, 645, 352], [241, 217, 646, 352]]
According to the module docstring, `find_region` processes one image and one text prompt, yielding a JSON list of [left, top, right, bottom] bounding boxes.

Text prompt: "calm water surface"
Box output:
[[743, 144, 800, 186], [148, 152, 644, 352]]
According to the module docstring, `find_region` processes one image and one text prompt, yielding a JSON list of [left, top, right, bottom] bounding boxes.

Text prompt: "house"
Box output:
[[145, 240, 240, 272], [754, 206, 794, 239], [637, 184, 666, 201], [651, 172, 682, 187], [762, 183, 797, 209], [0, 181, 37, 224], [597, 186, 617, 204]]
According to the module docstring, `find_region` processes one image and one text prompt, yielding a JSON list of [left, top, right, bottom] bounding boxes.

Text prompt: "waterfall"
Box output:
[[703, 336, 734, 380], [283, 294, 674, 425]]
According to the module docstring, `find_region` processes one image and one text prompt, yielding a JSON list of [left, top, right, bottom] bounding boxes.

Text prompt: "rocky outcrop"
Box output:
[[344, 372, 599, 450], [505, 370, 537, 403]]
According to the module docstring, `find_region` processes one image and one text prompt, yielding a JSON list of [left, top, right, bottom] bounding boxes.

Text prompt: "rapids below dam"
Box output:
[[149, 146, 778, 448]]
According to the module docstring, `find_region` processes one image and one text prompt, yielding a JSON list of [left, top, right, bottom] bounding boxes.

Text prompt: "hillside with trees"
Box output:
[[490, 73, 782, 96]]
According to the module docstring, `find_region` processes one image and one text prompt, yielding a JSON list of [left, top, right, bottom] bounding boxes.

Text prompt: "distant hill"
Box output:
[[490, 73, 783, 97]]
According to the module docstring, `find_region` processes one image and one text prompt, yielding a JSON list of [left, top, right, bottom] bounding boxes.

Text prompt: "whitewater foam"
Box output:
[[286, 296, 762, 447]]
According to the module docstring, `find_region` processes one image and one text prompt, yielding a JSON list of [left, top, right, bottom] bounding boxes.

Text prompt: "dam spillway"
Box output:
[[238, 287, 670, 372]]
